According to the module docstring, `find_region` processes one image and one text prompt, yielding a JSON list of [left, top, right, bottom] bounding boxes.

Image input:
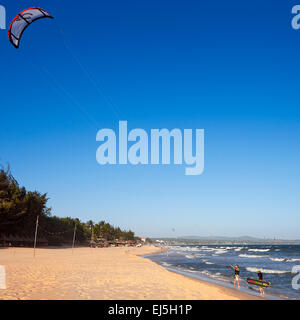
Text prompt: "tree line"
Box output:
[[0, 166, 136, 244]]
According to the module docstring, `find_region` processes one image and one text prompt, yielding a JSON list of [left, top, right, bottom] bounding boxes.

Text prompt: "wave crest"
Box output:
[[246, 267, 289, 274]]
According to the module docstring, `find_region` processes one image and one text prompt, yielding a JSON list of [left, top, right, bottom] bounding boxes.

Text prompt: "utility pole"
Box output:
[[72, 224, 77, 253], [33, 215, 39, 258], [90, 223, 94, 249]]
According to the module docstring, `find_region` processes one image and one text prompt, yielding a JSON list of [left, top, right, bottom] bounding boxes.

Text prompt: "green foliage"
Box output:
[[0, 166, 136, 244], [0, 166, 50, 235], [92, 221, 135, 241]]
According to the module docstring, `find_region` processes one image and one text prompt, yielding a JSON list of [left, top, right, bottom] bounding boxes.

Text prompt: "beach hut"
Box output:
[[89, 239, 97, 248], [96, 237, 108, 248], [126, 240, 137, 247]]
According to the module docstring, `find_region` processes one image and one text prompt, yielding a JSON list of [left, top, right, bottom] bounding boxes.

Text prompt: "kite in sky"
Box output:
[[8, 7, 53, 48]]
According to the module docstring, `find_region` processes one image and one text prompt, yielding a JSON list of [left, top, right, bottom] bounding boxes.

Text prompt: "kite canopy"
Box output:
[[8, 7, 53, 48]]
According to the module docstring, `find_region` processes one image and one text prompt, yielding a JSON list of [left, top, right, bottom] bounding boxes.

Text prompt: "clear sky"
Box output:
[[0, 0, 299, 238]]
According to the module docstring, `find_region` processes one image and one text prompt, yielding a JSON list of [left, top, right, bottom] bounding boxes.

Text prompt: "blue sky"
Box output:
[[0, 0, 299, 238]]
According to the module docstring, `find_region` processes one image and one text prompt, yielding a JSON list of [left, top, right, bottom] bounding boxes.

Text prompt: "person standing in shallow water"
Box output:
[[231, 265, 240, 289], [257, 269, 264, 296]]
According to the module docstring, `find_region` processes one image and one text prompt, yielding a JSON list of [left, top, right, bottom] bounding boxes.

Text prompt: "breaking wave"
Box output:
[[270, 258, 286, 262], [239, 254, 265, 258], [270, 257, 300, 262], [246, 267, 289, 274], [248, 249, 270, 252], [287, 258, 300, 262]]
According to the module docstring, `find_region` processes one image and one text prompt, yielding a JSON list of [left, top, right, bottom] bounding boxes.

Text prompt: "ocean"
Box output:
[[146, 244, 300, 300]]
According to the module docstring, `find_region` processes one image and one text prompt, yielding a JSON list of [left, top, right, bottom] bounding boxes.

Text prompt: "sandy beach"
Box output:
[[0, 246, 259, 300]]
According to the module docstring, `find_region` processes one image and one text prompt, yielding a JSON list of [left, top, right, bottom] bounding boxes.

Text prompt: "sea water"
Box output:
[[146, 244, 300, 300]]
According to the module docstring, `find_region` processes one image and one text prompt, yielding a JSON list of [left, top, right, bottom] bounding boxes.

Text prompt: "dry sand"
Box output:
[[0, 246, 259, 300]]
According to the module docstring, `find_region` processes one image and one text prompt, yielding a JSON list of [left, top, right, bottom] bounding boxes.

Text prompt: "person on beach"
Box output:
[[231, 265, 240, 289], [258, 269, 264, 296]]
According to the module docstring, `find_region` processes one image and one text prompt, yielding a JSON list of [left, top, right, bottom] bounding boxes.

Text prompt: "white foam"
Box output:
[[270, 258, 286, 262], [199, 247, 228, 254], [171, 246, 199, 253], [161, 262, 171, 267], [248, 249, 270, 252], [269, 257, 300, 262], [185, 270, 198, 273], [201, 247, 229, 254], [214, 249, 228, 255], [246, 267, 289, 274], [239, 254, 265, 258], [199, 248, 215, 252], [287, 258, 300, 262]]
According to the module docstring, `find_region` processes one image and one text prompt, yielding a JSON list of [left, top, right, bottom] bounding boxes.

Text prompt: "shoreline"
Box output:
[[0, 246, 261, 300], [159, 265, 266, 300], [140, 248, 264, 300]]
